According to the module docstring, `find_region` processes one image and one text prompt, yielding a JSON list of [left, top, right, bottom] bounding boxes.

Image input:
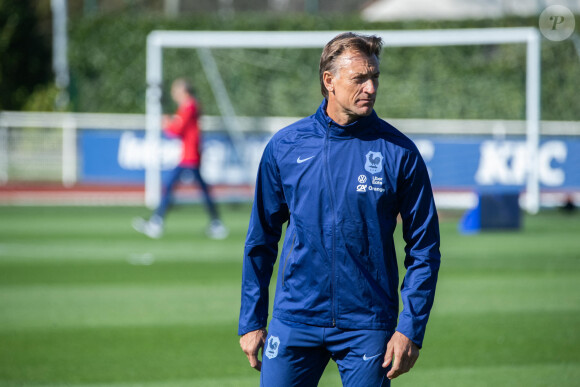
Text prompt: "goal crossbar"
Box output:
[[145, 28, 541, 213]]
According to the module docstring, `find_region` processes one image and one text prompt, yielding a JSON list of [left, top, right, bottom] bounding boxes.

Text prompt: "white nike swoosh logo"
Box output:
[[363, 353, 382, 361], [297, 156, 315, 164]]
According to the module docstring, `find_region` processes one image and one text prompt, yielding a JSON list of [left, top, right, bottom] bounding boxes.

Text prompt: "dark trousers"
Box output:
[[154, 166, 219, 221], [261, 318, 392, 387]]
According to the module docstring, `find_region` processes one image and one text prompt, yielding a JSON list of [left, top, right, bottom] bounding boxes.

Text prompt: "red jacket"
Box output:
[[164, 97, 201, 168]]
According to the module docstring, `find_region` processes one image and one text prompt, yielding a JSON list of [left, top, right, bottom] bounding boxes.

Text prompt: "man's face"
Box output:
[[324, 50, 380, 125], [170, 83, 183, 104]]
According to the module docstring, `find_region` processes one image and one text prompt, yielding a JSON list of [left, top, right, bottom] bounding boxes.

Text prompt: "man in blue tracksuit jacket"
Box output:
[[239, 32, 441, 386]]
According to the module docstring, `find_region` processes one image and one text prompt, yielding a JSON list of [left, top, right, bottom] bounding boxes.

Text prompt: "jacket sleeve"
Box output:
[[396, 149, 441, 348], [164, 102, 197, 137], [238, 140, 289, 336]]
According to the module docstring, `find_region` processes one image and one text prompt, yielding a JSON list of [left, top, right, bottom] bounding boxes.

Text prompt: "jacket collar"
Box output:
[[314, 99, 379, 138]]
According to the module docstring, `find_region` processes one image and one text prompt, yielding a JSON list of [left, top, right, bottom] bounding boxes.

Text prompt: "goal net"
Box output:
[[145, 29, 542, 213]]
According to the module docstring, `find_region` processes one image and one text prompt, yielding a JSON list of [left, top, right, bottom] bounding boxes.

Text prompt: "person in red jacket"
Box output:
[[133, 78, 227, 239]]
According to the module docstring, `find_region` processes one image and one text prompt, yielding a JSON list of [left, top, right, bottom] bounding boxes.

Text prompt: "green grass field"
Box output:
[[0, 204, 579, 386]]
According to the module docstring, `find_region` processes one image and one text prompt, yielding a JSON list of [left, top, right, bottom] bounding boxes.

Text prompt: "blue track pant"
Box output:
[[260, 318, 393, 387], [153, 166, 219, 221]]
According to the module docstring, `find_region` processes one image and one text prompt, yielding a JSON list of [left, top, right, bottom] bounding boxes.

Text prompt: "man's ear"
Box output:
[[323, 71, 334, 94]]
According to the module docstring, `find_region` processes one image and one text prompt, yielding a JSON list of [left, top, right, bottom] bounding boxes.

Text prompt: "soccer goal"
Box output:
[[145, 28, 542, 213]]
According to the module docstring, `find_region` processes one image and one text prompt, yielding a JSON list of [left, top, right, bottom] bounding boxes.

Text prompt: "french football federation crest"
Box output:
[[365, 151, 384, 174], [265, 335, 280, 359]]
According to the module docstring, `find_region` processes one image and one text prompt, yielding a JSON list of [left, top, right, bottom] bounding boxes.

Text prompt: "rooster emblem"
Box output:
[[364, 151, 384, 174], [265, 336, 280, 359]]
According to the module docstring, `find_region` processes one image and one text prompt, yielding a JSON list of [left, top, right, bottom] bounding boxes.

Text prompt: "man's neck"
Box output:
[[325, 105, 359, 126], [176, 95, 193, 107]]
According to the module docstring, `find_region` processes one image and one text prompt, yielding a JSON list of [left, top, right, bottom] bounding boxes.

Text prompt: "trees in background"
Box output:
[[0, 1, 52, 111]]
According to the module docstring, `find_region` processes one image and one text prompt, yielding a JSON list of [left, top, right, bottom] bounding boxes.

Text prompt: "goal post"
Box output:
[[145, 28, 541, 213]]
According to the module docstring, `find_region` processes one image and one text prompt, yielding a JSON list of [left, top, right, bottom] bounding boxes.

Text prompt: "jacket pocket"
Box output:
[[341, 221, 371, 260], [281, 232, 296, 288]]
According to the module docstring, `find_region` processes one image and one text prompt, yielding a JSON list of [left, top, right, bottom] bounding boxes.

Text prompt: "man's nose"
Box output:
[[363, 79, 377, 94]]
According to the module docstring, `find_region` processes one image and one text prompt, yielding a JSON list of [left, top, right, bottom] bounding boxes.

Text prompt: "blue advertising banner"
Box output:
[[80, 129, 269, 185], [410, 136, 580, 190], [79, 130, 580, 190]]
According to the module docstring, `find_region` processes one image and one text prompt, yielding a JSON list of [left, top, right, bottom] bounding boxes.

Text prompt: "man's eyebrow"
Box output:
[[353, 70, 380, 77]]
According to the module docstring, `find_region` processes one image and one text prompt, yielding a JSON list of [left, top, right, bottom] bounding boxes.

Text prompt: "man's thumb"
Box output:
[[382, 344, 393, 368]]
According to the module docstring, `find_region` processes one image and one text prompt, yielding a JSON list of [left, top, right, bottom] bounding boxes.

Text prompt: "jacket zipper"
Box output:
[[324, 122, 337, 327], [281, 232, 296, 287]]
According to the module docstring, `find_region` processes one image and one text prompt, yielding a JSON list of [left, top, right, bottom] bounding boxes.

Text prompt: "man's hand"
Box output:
[[240, 328, 268, 371], [382, 331, 420, 380]]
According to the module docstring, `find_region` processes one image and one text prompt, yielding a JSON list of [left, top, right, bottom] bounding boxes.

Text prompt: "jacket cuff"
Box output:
[[396, 318, 425, 349], [238, 319, 268, 336]]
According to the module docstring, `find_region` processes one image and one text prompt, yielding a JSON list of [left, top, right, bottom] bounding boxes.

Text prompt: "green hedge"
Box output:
[[0, 1, 52, 111], [67, 13, 580, 120]]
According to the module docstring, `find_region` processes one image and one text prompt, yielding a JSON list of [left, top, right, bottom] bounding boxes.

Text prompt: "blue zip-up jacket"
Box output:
[[239, 101, 440, 347]]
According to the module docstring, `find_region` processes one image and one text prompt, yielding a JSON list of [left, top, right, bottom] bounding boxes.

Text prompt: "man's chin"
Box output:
[[356, 106, 374, 116]]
